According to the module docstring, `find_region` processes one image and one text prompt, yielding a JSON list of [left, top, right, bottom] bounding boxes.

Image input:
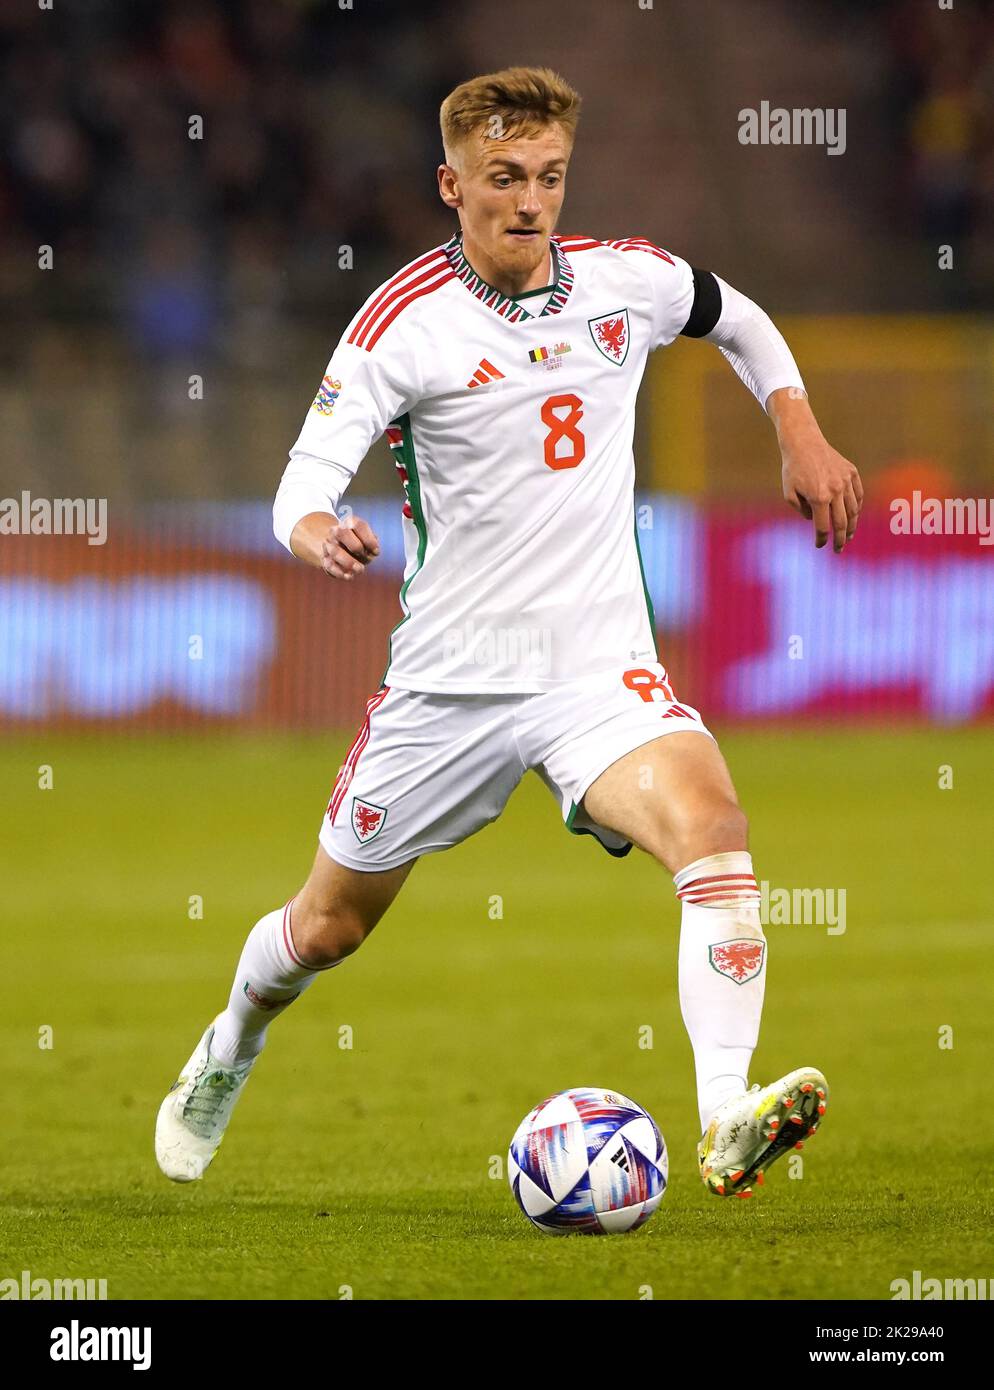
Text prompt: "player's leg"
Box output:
[[155, 849, 413, 1183], [582, 729, 770, 1132], [582, 730, 827, 1195], [157, 684, 526, 1183], [210, 847, 416, 1068], [580, 726, 746, 867], [529, 663, 828, 1198]]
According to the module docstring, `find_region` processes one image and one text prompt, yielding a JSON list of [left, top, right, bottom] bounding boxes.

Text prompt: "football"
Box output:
[[508, 1086, 668, 1234]]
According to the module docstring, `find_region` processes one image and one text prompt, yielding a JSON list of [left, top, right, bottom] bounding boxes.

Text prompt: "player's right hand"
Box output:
[[321, 515, 381, 580]]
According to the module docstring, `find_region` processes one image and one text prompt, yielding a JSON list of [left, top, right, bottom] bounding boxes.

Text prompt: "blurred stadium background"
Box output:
[[2, 0, 993, 731], [4, 0, 994, 1303]]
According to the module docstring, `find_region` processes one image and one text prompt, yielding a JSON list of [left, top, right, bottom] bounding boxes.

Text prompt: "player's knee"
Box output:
[[667, 795, 748, 866], [291, 900, 369, 969]]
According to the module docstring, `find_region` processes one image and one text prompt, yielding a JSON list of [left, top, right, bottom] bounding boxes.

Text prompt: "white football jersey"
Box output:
[[288, 233, 700, 692]]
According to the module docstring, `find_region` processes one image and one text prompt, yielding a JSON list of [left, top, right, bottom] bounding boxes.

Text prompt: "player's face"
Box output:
[[438, 124, 571, 293]]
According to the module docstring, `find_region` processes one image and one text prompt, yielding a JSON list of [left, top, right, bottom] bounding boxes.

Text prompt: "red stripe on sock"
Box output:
[[280, 896, 345, 975], [677, 871, 760, 905], [678, 883, 758, 897], [282, 897, 305, 968]]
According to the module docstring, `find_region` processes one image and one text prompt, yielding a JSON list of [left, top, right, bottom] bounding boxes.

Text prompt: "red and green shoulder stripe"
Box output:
[[553, 234, 675, 265], [346, 244, 455, 352]]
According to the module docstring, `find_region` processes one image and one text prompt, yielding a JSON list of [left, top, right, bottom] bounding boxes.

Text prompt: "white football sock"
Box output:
[[675, 851, 767, 1132], [210, 900, 337, 1067]]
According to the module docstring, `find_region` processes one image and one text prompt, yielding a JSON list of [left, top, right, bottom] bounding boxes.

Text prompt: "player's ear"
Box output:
[[437, 163, 462, 209]]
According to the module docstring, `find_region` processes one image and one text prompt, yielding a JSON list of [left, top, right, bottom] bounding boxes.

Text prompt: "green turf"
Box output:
[[1, 727, 991, 1300]]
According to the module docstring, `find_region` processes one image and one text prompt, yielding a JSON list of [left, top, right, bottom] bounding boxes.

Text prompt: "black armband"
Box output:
[[680, 267, 722, 338]]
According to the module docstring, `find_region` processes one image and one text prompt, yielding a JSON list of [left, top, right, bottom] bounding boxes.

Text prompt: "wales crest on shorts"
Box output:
[[352, 798, 388, 844]]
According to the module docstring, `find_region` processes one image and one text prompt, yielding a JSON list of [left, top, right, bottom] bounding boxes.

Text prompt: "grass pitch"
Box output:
[[2, 726, 992, 1300]]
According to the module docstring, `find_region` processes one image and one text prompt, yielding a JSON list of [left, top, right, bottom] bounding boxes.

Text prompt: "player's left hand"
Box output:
[[781, 435, 863, 553]]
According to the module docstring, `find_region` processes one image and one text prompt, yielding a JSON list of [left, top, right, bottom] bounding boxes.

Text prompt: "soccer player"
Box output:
[[157, 67, 861, 1199]]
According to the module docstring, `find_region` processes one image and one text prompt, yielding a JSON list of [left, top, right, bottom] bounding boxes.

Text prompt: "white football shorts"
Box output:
[[319, 661, 713, 871]]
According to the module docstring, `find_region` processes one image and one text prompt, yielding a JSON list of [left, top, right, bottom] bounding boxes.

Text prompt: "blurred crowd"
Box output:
[[884, 0, 994, 306], [1, 0, 992, 373], [0, 0, 460, 368]]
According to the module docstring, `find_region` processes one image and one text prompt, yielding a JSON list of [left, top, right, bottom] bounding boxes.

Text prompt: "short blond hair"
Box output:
[[440, 66, 581, 159]]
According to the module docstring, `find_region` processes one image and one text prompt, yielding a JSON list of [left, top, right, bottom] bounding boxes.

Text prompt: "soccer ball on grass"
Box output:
[[508, 1086, 667, 1234]]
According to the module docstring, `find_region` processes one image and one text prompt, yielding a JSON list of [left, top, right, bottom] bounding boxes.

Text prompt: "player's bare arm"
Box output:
[[770, 386, 863, 552]]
